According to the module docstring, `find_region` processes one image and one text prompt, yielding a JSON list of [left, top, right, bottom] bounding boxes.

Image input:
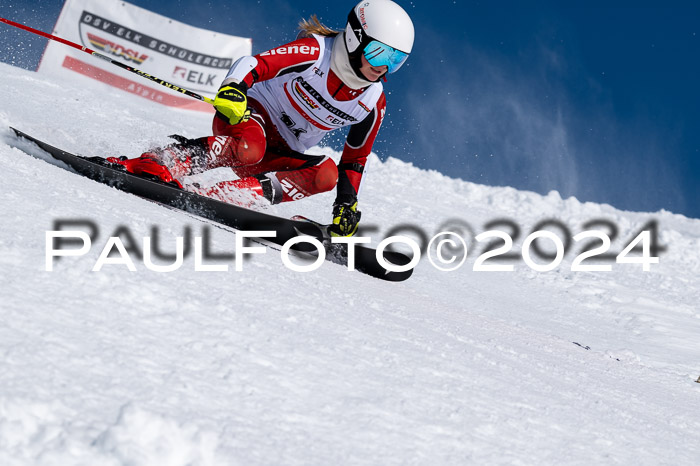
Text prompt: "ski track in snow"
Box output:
[[1, 62, 699, 465]]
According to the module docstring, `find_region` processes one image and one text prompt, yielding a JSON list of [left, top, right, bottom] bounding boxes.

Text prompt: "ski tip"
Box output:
[[9, 127, 32, 142]]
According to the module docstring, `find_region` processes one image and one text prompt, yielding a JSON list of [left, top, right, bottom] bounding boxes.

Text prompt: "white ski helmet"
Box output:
[[344, 0, 415, 78]]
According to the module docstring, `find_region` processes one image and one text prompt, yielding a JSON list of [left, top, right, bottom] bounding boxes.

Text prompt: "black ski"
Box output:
[[9, 127, 414, 281]]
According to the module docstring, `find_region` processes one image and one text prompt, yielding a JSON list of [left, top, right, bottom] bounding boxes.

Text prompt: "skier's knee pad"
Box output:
[[212, 113, 266, 166], [314, 157, 338, 193], [233, 132, 266, 166]]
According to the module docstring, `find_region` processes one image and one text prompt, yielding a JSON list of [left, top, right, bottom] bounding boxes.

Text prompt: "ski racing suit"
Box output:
[[178, 34, 386, 206]]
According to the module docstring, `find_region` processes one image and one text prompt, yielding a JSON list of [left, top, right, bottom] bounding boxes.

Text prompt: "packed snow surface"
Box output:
[[1, 61, 699, 465]]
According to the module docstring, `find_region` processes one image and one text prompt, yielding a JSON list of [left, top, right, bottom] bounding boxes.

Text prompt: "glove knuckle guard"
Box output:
[[219, 89, 245, 103]]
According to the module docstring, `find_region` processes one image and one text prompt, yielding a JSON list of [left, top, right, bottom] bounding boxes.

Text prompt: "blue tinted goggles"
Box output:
[[363, 40, 409, 74]]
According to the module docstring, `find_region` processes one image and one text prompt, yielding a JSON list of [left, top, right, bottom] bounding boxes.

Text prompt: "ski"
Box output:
[[9, 127, 414, 281]]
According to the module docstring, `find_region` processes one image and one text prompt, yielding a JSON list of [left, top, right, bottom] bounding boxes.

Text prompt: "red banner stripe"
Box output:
[[62, 56, 213, 113]]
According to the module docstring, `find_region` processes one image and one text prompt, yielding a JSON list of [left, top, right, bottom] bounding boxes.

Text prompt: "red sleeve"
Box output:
[[240, 37, 322, 88], [335, 92, 386, 204]]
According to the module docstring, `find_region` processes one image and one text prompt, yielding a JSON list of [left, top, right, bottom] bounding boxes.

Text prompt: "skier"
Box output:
[[108, 0, 414, 237]]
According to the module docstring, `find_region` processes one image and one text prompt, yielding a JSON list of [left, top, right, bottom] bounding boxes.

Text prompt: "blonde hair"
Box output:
[[298, 15, 339, 38]]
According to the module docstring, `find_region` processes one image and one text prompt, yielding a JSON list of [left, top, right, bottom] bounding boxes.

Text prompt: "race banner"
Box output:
[[37, 0, 252, 112]]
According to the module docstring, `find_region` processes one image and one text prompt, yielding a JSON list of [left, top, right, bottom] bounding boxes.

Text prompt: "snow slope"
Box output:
[[1, 61, 699, 465]]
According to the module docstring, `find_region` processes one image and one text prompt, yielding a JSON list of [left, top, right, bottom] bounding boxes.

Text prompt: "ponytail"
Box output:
[[298, 15, 339, 38]]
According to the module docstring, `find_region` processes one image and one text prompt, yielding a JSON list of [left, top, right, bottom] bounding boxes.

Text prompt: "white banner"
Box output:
[[38, 0, 251, 112]]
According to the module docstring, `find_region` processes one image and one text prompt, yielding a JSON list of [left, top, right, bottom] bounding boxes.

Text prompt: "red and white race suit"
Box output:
[[185, 34, 387, 205], [242, 35, 383, 153]]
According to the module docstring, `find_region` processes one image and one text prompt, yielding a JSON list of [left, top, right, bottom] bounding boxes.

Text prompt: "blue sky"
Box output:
[[1, 1, 698, 218]]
